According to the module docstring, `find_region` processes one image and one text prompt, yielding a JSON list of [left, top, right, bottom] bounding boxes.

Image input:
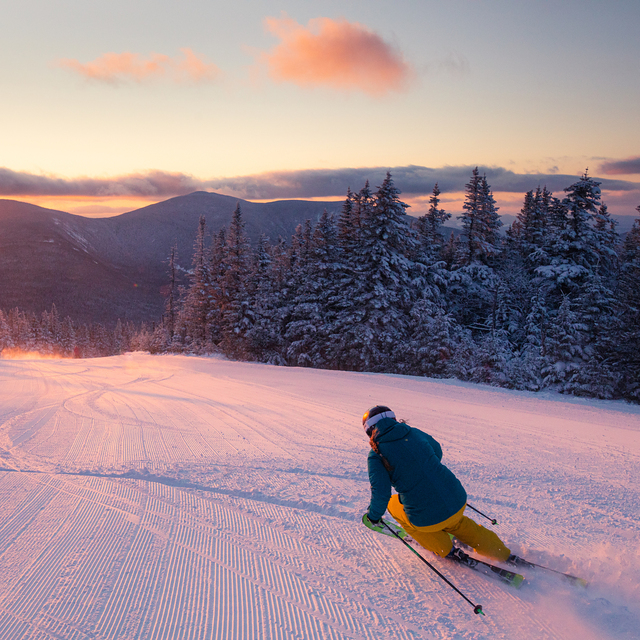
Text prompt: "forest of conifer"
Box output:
[[148, 170, 640, 402]]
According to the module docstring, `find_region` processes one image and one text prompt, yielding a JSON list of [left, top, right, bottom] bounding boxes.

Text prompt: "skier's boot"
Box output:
[[447, 546, 478, 568], [506, 554, 535, 569]]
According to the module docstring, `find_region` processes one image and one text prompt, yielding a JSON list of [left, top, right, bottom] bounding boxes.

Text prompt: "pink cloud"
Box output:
[[260, 16, 413, 96], [56, 48, 220, 84]]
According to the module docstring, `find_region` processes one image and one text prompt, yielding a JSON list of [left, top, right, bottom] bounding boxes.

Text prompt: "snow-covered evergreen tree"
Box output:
[[353, 181, 373, 240], [592, 203, 619, 277], [338, 188, 358, 251], [415, 183, 451, 257], [164, 244, 178, 344], [181, 215, 213, 350], [509, 186, 551, 261], [220, 204, 254, 358], [284, 212, 340, 367], [614, 213, 640, 400], [207, 227, 228, 346], [113, 319, 125, 355], [329, 173, 417, 371], [458, 168, 502, 265], [449, 169, 504, 356], [441, 231, 460, 270], [245, 236, 289, 365], [541, 295, 588, 393], [57, 316, 75, 356], [0, 311, 13, 352], [403, 185, 454, 377], [536, 171, 603, 294], [518, 287, 548, 390], [569, 271, 619, 398]]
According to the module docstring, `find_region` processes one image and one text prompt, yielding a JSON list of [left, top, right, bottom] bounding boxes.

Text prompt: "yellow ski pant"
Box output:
[[387, 494, 511, 561]]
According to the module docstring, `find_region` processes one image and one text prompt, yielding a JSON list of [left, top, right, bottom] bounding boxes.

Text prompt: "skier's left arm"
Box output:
[[366, 451, 391, 522]]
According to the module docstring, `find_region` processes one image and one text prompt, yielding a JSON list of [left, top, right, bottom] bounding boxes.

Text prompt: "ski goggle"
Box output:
[[362, 409, 395, 433]]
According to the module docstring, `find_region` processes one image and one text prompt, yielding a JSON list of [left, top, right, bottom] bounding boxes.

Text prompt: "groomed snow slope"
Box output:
[[0, 353, 638, 640]]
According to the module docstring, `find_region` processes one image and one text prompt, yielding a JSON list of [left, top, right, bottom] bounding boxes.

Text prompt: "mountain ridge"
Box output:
[[0, 192, 341, 324]]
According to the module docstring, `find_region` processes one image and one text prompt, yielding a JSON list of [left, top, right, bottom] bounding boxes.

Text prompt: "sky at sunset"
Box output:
[[2, 0, 640, 224]]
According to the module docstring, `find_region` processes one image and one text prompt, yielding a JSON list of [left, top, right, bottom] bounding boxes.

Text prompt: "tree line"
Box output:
[[0, 306, 143, 358], [145, 170, 640, 402]]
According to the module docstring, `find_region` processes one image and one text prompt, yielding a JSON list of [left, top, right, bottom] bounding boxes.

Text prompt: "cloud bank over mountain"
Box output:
[[599, 156, 640, 176], [205, 165, 640, 200], [0, 168, 206, 197], [2, 165, 638, 206]]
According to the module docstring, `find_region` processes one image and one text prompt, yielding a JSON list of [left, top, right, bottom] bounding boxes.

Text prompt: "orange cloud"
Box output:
[[56, 48, 220, 84], [260, 16, 413, 96]]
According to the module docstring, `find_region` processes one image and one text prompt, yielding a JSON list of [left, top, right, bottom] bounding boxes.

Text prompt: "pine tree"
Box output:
[[441, 231, 460, 270], [479, 174, 502, 258], [164, 244, 178, 343], [506, 189, 533, 251], [284, 212, 340, 367], [404, 184, 454, 376], [354, 181, 373, 235], [404, 299, 456, 377], [509, 186, 550, 259], [220, 203, 253, 358], [570, 271, 619, 398], [615, 213, 640, 400], [58, 316, 76, 357], [450, 171, 503, 338], [541, 295, 588, 393], [246, 236, 290, 365], [330, 173, 417, 371], [113, 319, 125, 355], [458, 168, 501, 265], [537, 171, 603, 294], [416, 183, 451, 256], [0, 310, 13, 352], [338, 188, 357, 251], [207, 227, 227, 346], [181, 215, 213, 349], [519, 286, 548, 390], [592, 203, 619, 276]]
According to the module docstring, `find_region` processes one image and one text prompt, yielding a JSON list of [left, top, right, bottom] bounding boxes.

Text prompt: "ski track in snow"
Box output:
[[0, 353, 638, 640]]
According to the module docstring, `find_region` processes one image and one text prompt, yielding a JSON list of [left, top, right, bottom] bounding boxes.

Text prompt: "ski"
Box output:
[[449, 534, 587, 588], [449, 554, 525, 589], [507, 556, 588, 588]]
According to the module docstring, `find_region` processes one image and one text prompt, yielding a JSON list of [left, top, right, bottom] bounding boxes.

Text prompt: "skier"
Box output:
[[361, 405, 514, 565]]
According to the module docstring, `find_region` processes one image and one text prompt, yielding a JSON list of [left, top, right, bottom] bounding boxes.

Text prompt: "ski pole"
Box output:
[[381, 521, 485, 616], [467, 504, 498, 525]]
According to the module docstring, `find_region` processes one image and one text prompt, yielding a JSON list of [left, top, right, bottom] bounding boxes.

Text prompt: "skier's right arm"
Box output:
[[367, 451, 391, 522]]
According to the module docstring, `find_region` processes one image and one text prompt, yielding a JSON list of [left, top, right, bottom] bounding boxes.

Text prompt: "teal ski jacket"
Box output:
[[366, 418, 467, 527]]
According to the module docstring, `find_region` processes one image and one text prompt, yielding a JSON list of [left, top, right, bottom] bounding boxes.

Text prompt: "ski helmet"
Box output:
[[362, 405, 395, 435]]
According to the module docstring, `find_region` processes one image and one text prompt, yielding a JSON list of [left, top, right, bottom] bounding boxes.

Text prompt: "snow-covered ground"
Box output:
[[0, 353, 638, 640]]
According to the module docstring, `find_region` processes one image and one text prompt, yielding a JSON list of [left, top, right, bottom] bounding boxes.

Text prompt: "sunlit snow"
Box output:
[[0, 353, 638, 639]]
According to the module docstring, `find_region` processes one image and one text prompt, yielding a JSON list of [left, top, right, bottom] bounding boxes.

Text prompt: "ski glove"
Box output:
[[362, 514, 409, 539]]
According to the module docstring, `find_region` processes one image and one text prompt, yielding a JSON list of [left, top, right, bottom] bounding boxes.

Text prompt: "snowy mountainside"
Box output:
[[0, 193, 340, 323], [0, 200, 154, 324], [0, 353, 638, 639]]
